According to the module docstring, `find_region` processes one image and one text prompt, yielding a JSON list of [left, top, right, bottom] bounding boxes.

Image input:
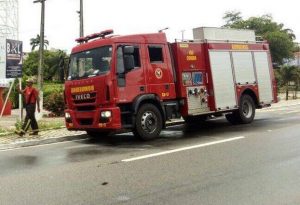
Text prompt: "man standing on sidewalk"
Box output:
[[15, 79, 40, 137]]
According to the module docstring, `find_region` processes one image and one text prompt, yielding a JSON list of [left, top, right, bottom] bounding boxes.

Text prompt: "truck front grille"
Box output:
[[76, 106, 96, 111], [79, 119, 93, 125], [72, 92, 96, 104], [74, 99, 96, 104]]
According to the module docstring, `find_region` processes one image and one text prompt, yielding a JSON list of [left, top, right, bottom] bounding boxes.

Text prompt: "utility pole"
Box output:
[[34, 0, 45, 91], [79, 0, 84, 37], [33, 0, 46, 116], [297, 43, 300, 68]]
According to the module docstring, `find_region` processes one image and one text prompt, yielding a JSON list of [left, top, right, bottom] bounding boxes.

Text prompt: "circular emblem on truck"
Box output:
[[155, 68, 163, 79]]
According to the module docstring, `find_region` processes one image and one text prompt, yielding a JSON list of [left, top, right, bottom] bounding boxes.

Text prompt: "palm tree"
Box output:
[[30, 34, 49, 51], [277, 65, 297, 100]]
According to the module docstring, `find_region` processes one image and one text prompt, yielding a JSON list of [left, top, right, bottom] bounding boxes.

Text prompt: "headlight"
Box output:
[[101, 111, 112, 118], [65, 112, 71, 119]]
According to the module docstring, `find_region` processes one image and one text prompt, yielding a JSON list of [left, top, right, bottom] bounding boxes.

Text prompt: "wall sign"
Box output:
[[6, 39, 22, 78]]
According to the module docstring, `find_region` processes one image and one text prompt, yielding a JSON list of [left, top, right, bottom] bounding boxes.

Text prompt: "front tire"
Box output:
[[133, 103, 163, 140]]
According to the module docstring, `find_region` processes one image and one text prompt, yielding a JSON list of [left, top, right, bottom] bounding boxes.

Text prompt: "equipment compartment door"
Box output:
[[209, 51, 237, 110], [232, 51, 256, 85], [253, 52, 273, 104]]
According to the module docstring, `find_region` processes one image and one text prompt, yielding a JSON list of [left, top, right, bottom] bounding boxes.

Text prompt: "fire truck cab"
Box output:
[[64, 28, 277, 140]]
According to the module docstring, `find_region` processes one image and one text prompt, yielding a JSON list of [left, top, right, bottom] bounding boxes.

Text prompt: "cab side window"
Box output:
[[117, 47, 125, 74], [117, 45, 141, 73], [133, 47, 141, 67], [148, 45, 164, 63]]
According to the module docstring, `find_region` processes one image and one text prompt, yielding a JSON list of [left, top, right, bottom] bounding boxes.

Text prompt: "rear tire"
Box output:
[[226, 94, 255, 124], [133, 103, 163, 141]]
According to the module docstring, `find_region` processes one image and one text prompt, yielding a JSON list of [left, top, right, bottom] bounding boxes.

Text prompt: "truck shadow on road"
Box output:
[[62, 114, 292, 163], [80, 117, 267, 148]]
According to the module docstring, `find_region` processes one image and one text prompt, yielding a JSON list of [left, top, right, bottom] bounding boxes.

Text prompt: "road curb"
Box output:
[[0, 134, 88, 151]]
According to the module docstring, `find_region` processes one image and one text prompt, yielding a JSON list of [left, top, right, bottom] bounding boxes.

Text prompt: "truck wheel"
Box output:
[[226, 94, 255, 124], [86, 131, 110, 138], [238, 94, 255, 124], [133, 103, 163, 140]]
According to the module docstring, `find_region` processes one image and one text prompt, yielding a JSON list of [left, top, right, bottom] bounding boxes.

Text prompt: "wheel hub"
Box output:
[[141, 111, 157, 133], [242, 100, 252, 118]]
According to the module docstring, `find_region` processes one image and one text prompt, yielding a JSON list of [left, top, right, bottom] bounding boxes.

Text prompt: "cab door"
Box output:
[[116, 44, 146, 103]]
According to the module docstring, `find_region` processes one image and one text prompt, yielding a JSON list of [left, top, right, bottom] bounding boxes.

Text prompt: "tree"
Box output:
[[275, 65, 297, 100], [223, 11, 296, 65], [30, 34, 49, 51], [22, 49, 68, 81], [223, 11, 243, 28]]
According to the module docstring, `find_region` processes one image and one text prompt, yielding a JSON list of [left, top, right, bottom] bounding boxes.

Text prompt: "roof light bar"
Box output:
[[75, 29, 114, 43]]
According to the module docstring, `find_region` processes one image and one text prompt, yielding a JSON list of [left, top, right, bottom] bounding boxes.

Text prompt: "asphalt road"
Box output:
[[1, 103, 300, 205]]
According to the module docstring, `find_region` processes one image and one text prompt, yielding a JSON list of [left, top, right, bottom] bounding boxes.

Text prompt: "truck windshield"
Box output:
[[68, 46, 112, 80]]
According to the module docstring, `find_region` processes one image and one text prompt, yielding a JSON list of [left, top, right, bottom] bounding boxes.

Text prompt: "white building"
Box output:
[[292, 52, 300, 67]]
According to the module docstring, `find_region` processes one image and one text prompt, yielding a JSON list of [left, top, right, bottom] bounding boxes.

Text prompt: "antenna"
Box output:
[[158, 27, 169, 33]]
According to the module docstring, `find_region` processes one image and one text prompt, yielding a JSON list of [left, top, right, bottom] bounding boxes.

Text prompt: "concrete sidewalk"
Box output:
[[0, 98, 299, 150], [0, 128, 86, 150], [0, 109, 86, 150]]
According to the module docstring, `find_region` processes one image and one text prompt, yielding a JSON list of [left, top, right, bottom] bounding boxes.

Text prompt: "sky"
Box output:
[[19, 0, 300, 53]]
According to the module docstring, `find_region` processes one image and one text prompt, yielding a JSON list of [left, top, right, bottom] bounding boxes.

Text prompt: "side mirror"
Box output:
[[58, 56, 65, 82], [124, 46, 134, 54], [59, 67, 64, 82], [124, 55, 134, 72], [59, 57, 69, 82]]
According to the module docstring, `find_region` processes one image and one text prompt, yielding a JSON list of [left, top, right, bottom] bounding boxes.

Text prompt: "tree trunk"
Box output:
[[286, 84, 289, 100]]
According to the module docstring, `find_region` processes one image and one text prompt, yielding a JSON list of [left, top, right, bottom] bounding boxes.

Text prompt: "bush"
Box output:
[[43, 82, 63, 99], [43, 90, 65, 116]]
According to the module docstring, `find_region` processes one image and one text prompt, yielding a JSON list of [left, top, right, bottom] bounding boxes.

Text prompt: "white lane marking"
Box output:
[[122, 136, 245, 162]]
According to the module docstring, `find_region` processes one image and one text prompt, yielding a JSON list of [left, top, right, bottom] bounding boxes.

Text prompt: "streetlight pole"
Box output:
[[79, 0, 84, 37], [34, 0, 46, 115], [297, 42, 300, 68]]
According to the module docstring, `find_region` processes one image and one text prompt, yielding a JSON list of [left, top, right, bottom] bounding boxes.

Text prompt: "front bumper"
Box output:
[[65, 107, 122, 131]]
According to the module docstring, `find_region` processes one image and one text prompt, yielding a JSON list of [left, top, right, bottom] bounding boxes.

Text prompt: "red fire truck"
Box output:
[[64, 27, 277, 140]]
